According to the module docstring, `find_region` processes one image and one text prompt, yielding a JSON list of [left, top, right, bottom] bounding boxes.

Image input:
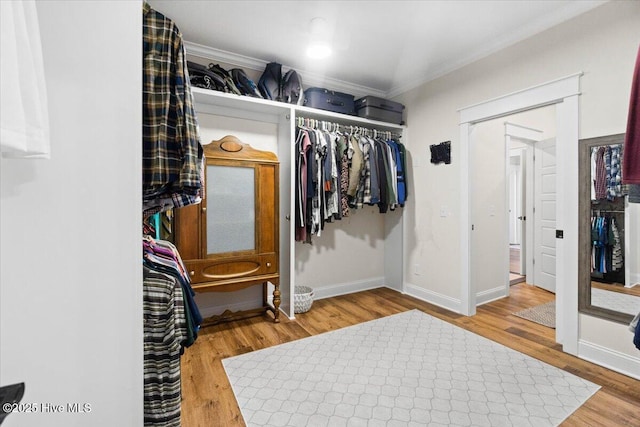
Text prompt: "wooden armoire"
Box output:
[[174, 135, 280, 325]]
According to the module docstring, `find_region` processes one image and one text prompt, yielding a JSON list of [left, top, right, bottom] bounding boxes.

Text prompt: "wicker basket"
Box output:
[[294, 286, 314, 314]]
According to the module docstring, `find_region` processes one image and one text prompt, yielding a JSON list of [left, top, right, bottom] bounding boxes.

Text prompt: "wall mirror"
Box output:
[[578, 133, 640, 324]]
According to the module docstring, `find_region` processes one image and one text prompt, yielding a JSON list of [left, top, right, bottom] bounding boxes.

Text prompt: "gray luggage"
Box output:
[[304, 88, 356, 115], [355, 96, 405, 124]]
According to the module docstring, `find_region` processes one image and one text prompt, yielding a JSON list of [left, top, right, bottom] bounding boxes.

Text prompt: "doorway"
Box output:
[[508, 150, 524, 280], [469, 110, 555, 303], [459, 73, 581, 351], [505, 122, 545, 286]]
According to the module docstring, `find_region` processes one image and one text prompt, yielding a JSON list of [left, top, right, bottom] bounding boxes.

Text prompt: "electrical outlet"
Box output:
[[414, 264, 421, 276]]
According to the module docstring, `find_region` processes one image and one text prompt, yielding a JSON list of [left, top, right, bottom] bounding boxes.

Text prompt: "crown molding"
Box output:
[[386, 0, 606, 98], [184, 41, 387, 99], [185, 41, 266, 71]]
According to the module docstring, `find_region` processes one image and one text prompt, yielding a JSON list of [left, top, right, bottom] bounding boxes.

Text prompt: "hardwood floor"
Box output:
[[592, 280, 640, 297], [180, 283, 640, 426]]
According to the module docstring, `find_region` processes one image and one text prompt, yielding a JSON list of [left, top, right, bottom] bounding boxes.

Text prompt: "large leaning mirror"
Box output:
[[579, 133, 640, 324]]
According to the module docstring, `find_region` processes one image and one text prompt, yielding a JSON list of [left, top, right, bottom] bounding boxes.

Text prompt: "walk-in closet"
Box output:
[[3, 2, 640, 427]]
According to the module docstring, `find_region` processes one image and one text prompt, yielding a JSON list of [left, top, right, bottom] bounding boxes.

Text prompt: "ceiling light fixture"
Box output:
[[306, 43, 332, 59], [306, 17, 332, 59]]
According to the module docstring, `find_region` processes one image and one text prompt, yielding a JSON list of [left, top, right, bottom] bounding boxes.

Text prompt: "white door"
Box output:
[[533, 138, 556, 293]]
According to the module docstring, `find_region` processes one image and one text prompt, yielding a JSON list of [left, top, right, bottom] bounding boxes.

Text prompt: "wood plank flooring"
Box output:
[[592, 280, 640, 297], [179, 283, 640, 426]]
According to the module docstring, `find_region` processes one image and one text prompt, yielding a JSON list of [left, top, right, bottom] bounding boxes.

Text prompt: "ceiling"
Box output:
[[147, 0, 606, 98]]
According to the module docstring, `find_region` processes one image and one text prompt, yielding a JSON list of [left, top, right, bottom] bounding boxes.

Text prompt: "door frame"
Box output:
[[505, 122, 543, 291], [458, 73, 581, 353]]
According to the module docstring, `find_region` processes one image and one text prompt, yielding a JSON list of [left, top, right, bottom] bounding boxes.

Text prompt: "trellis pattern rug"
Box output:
[[222, 310, 599, 426], [513, 302, 556, 328]]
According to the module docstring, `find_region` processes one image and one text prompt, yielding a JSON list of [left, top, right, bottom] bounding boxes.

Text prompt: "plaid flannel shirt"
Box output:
[[143, 3, 202, 216]]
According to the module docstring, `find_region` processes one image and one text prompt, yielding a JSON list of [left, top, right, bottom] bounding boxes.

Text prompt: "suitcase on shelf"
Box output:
[[355, 96, 405, 124], [304, 87, 356, 115]]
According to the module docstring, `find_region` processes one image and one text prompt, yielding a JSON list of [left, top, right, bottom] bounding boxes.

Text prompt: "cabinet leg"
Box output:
[[272, 282, 280, 323]]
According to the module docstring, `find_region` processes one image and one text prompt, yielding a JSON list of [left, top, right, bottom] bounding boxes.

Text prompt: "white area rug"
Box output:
[[591, 288, 640, 316], [222, 310, 600, 427]]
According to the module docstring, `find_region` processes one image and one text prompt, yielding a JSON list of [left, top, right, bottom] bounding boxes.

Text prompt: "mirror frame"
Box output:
[[578, 133, 632, 324]]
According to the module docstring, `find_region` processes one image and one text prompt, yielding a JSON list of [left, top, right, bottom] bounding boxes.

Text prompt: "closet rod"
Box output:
[[591, 144, 623, 150], [296, 116, 402, 140], [591, 209, 625, 213]]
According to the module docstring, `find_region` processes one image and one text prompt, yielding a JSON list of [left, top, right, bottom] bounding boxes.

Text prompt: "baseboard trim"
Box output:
[[312, 277, 386, 300], [197, 282, 504, 320], [197, 278, 385, 319], [476, 286, 508, 306], [404, 283, 461, 313], [578, 339, 640, 380]]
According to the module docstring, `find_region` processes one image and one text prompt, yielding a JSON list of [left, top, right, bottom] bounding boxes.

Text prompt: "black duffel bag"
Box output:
[[187, 61, 227, 92]]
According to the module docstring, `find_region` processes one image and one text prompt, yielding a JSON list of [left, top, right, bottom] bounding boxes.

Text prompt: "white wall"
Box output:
[[397, 1, 640, 363], [470, 120, 509, 297], [295, 206, 386, 298], [0, 2, 142, 426], [470, 107, 556, 300]]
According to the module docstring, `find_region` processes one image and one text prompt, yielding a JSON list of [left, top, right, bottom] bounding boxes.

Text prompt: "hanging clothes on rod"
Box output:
[[591, 144, 625, 201], [143, 2, 204, 218], [142, 235, 202, 427], [142, 5, 204, 424], [294, 117, 407, 244], [590, 213, 624, 276]]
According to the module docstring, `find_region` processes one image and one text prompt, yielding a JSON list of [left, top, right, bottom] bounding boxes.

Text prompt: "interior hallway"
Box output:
[[510, 244, 525, 285]]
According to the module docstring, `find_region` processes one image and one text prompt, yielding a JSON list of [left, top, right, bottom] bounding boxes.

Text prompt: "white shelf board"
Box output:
[[192, 87, 292, 123], [294, 104, 406, 132], [191, 87, 406, 132]]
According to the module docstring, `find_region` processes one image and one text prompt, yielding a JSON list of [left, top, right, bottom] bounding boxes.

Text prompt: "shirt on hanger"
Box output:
[[143, 2, 203, 216]]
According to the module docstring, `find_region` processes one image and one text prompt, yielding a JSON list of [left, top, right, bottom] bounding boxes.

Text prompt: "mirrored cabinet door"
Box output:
[[172, 136, 279, 291], [205, 165, 256, 254]]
